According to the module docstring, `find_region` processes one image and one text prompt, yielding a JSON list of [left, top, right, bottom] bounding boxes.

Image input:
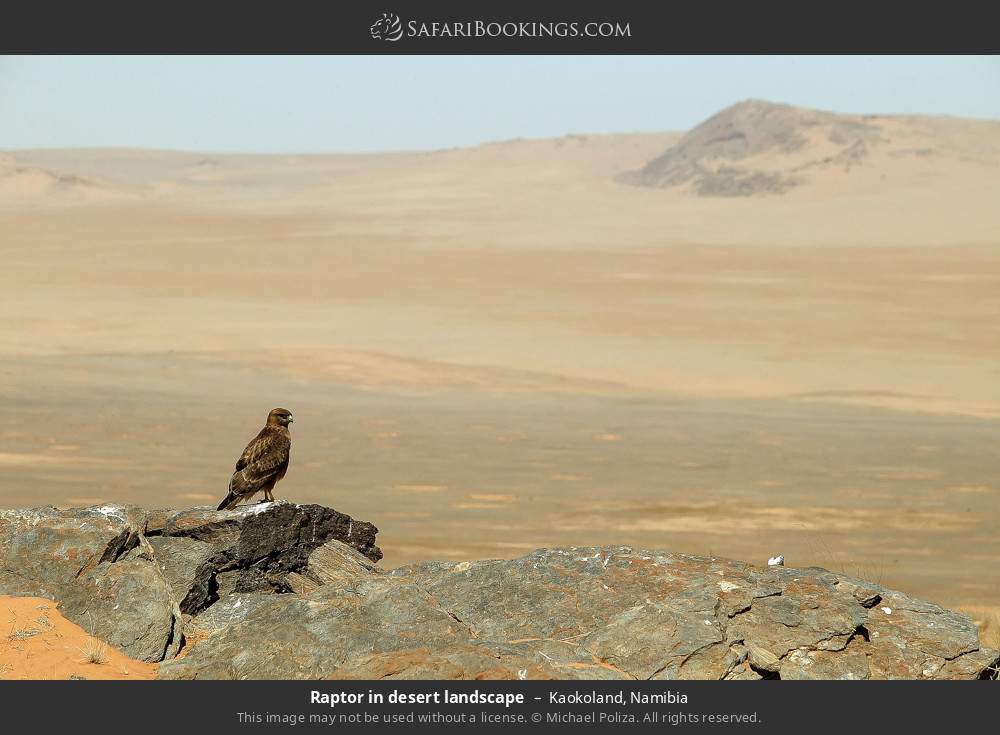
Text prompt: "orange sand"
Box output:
[[0, 596, 157, 680]]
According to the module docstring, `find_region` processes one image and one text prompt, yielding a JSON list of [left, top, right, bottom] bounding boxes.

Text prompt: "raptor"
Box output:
[[217, 407, 293, 510]]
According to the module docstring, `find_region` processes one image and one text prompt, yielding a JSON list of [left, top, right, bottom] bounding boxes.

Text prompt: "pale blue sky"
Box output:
[[1, 55, 997, 152]]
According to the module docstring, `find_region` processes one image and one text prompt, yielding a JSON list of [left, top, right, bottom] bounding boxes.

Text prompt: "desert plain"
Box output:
[[2, 102, 999, 653]]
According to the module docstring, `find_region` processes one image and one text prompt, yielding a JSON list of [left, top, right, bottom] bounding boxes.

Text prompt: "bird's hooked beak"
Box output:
[[287, 415, 294, 424]]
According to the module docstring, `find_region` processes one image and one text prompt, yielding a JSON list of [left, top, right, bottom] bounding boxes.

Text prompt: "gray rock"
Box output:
[[0, 501, 382, 664], [163, 544, 999, 680], [148, 536, 217, 608], [59, 553, 183, 662], [285, 541, 380, 594], [0, 504, 178, 662], [160, 577, 478, 679], [182, 592, 278, 640], [0, 505, 146, 597], [780, 648, 869, 680], [324, 645, 551, 680], [2, 504, 995, 679]]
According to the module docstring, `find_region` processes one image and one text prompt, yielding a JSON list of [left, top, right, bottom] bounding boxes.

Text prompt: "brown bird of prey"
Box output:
[[217, 407, 293, 510]]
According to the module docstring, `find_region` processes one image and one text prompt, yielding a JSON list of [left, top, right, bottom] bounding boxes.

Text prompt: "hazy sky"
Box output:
[[1, 55, 997, 152]]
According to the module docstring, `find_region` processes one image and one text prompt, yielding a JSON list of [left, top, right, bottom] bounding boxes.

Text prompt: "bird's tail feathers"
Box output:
[[219, 470, 246, 510]]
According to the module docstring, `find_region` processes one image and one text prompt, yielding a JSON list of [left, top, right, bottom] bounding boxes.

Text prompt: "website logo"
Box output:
[[370, 12, 403, 42]]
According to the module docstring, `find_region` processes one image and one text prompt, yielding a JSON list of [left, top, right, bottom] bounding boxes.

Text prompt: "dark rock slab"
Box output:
[[164, 502, 382, 615], [160, 503, 381, 564]]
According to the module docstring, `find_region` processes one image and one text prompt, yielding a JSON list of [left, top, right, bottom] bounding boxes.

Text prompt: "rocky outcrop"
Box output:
[[0, 502, 380, 662], [619, 99, 883, 196], [0, 504, 182, 662], [2, 503, 996, 679]]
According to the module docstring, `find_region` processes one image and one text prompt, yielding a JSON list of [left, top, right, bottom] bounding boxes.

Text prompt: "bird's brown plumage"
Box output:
[[218, 408, 293, 510]]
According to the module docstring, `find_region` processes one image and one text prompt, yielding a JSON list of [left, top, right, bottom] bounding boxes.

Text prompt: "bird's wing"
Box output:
[[234, 427, 269, 471], [229, 428, 290, 496]]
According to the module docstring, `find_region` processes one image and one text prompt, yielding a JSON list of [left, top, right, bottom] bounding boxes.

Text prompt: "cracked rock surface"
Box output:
[[2, 506, 996, 679], [165, 544, 996, 680]]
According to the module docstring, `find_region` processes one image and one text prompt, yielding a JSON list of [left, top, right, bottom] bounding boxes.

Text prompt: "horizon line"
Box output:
[[3, 99, 998, 158]]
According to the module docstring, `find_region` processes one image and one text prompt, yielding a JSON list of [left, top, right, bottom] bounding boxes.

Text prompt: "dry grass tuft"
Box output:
[[78, 615, 108, 665], [79, 637, 108, 665]]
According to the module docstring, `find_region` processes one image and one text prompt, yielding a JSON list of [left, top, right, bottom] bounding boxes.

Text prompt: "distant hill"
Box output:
[[1, 104, 997, 247], [0, 152, 126, 204], [620, 99, 1000, 196]]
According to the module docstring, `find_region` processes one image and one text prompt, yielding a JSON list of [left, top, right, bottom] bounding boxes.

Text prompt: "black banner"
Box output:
[[1, 0, 998, 53], [2, 680, 995, 732]]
